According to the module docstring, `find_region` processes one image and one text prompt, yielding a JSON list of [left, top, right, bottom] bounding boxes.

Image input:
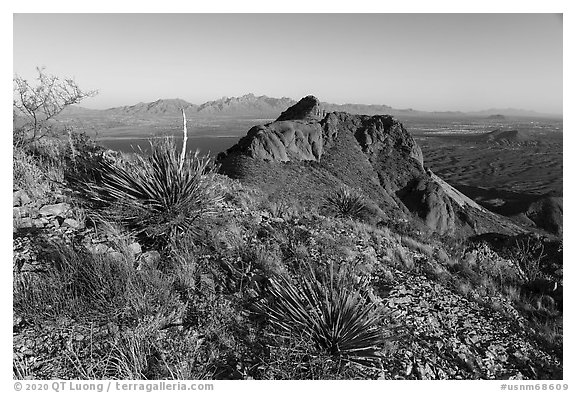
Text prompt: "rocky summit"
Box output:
[[218, 96, 523, 236]]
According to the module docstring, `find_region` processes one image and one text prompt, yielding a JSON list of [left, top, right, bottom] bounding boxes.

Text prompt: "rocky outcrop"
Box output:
[[218, 96, 523, 236], [230, 121, 325, 162], [223, 97, 423, 165], [526, 196, 563, 236], [276, 95, 325, 122], [397, 178, 456, 236]]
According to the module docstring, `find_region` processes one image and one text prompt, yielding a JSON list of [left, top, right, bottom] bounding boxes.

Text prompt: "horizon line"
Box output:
[[74, 94, 564, 117]]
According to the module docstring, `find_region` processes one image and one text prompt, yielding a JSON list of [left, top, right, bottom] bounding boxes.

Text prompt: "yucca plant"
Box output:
[[67, 137, 223, 245], [324, 187, 368, 220], [255, 264, 385, 366]]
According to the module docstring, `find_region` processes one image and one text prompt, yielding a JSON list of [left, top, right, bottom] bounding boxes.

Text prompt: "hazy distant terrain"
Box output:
[[405, 117, 563, 196], [56, 94, 561, 136]]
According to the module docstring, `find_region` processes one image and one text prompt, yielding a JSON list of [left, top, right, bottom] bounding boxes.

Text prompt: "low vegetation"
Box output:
[[324, 187, 369, 220], [67, 138, 223, 247], [254, 263, 385, 367]]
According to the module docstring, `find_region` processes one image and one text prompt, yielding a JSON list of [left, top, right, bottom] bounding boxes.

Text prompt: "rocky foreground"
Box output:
[[13, 180, 562, 379]]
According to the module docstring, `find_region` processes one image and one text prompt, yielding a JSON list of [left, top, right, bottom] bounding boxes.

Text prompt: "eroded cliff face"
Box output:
[[226, 96, 423, 164], [233, 121, 325, 162], [218, 96, 522, 236]]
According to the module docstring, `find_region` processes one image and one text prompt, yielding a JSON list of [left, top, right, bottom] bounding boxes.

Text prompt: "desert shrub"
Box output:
[[387, 246, 415, 271], [381, 218, 429, 241], [254, 263, 386, 367], [214, 173, 263, 211], [508, 236, 547, 282], [13, 142, 65, 200], [400, 236, 435, 258], [451, 242, 523, 290], [13, 239, 177, 324], [13, 67, 97, 146], [265, 200, 297, 220], [324, 187, 368, 220], [67, 138, 223, 246], [13, 132, 104, 204], [239, 242, 286, 280]]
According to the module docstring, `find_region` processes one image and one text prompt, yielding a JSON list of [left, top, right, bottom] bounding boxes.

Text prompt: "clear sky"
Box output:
[[13, 13, 563, 114]]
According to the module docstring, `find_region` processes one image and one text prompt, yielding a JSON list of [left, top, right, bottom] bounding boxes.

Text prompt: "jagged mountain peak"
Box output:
[[276, 95, 325, 122]]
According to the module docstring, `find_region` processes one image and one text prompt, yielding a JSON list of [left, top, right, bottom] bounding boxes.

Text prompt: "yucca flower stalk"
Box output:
[[255, 264, 385, 366]]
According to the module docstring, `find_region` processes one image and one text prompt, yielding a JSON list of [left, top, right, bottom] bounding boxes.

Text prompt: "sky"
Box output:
[[13, 13, 563, 114]]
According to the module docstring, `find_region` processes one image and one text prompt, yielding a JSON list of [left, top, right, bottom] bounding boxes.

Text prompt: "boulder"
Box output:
[[17, 217, 33, 229], [33, 218, 50, 228], [39, 203, 70, 217], [13, 190, 31, 207], [138, 251, 161, 270], [89, 243, 112, 254], [62, 218, 82, 229], [128, 242, 142, 255]]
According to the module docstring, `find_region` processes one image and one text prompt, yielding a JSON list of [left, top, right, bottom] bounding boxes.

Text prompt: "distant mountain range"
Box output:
[[59, 93, 562, 119]]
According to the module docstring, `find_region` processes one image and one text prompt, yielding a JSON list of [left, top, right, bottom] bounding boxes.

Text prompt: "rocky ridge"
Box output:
[[218, 96, 524, 237]]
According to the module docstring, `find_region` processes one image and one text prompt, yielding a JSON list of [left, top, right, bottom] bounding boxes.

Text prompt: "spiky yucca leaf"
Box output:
[[324, 187, 368, 220], [255, 265, 385, 365], [67, 138, 223, 243]]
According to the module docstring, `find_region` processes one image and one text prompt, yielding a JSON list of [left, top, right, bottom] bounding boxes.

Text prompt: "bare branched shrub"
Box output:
[[511, 237, 547, 282], [13, 67, 97, 146]]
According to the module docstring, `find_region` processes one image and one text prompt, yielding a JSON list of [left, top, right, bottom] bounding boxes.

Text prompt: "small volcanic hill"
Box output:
[[479, 129, 540, 146], [218, 96, 523, 237]]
